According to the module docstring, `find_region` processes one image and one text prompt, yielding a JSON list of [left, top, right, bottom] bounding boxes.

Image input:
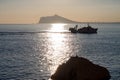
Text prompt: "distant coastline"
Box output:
[[0, 14, 120, 25], [38, 14, 120, 24], [38, 15, 79, 23], [0, 22, 120, 25]]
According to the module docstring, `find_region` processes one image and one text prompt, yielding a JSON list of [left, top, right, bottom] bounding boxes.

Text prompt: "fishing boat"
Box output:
[[69, 24, 98, 34]]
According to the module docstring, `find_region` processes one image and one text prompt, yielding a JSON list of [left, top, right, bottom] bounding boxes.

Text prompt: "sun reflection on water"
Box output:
[[45, 33, 70, 75], [50, 23, 66, 32]]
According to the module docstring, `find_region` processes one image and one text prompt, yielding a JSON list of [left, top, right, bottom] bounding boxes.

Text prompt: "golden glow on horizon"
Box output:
[[0, 0, 120, 24]]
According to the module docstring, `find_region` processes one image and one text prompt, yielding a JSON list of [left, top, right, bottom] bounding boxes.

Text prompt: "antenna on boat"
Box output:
[[87, 23, 91, 27]]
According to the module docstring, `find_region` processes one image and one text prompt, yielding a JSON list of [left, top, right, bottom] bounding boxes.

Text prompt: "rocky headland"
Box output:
[[39, 15, 79, 23]]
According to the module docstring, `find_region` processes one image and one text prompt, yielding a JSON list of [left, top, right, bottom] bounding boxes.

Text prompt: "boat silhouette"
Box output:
[[69, 24, 98, 34]]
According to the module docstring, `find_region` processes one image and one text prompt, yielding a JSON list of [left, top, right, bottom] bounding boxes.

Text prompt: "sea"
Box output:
[[0, 23, 120, 80]]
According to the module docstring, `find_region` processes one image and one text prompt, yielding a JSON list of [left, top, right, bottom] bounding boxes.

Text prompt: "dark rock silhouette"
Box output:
[[51, 56, 111, 80], [39, 15, 79, 23]]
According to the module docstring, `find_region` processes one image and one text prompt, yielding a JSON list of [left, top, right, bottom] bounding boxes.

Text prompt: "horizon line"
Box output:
[[0, 22, 120, 25]]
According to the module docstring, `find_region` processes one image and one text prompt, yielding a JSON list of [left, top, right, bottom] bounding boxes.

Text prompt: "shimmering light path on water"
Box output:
[[0, 23, 120, 80], [45, 33, 71, 75]]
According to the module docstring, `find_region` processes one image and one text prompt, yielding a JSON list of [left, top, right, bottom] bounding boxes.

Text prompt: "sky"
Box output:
[[0, 0, 120, 24]]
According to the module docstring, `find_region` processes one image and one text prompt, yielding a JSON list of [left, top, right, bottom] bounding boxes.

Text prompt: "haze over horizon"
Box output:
[[0, 0, 120, 24]]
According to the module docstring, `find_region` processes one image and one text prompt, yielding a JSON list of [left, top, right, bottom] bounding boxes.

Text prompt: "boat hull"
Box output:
[[69, 26, 98, 34], [78, 28, 98, 34]]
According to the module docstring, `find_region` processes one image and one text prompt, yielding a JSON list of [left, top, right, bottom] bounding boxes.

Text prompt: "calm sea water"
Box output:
[[0, 23, 120, 80]]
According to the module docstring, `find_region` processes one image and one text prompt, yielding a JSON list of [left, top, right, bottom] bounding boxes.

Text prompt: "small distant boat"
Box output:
[[69, 28, 78, 33], [69, 24, 98, 34]]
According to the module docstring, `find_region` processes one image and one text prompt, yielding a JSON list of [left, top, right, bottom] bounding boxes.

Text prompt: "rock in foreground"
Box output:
[[51, 56, 111, 80]]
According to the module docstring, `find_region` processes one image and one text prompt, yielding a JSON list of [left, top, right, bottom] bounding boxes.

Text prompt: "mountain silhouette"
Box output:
[[39, 15, 79, 23]]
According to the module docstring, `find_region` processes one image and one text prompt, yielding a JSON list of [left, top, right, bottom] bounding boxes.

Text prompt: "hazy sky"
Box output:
[[0, 0, 120, 24]]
